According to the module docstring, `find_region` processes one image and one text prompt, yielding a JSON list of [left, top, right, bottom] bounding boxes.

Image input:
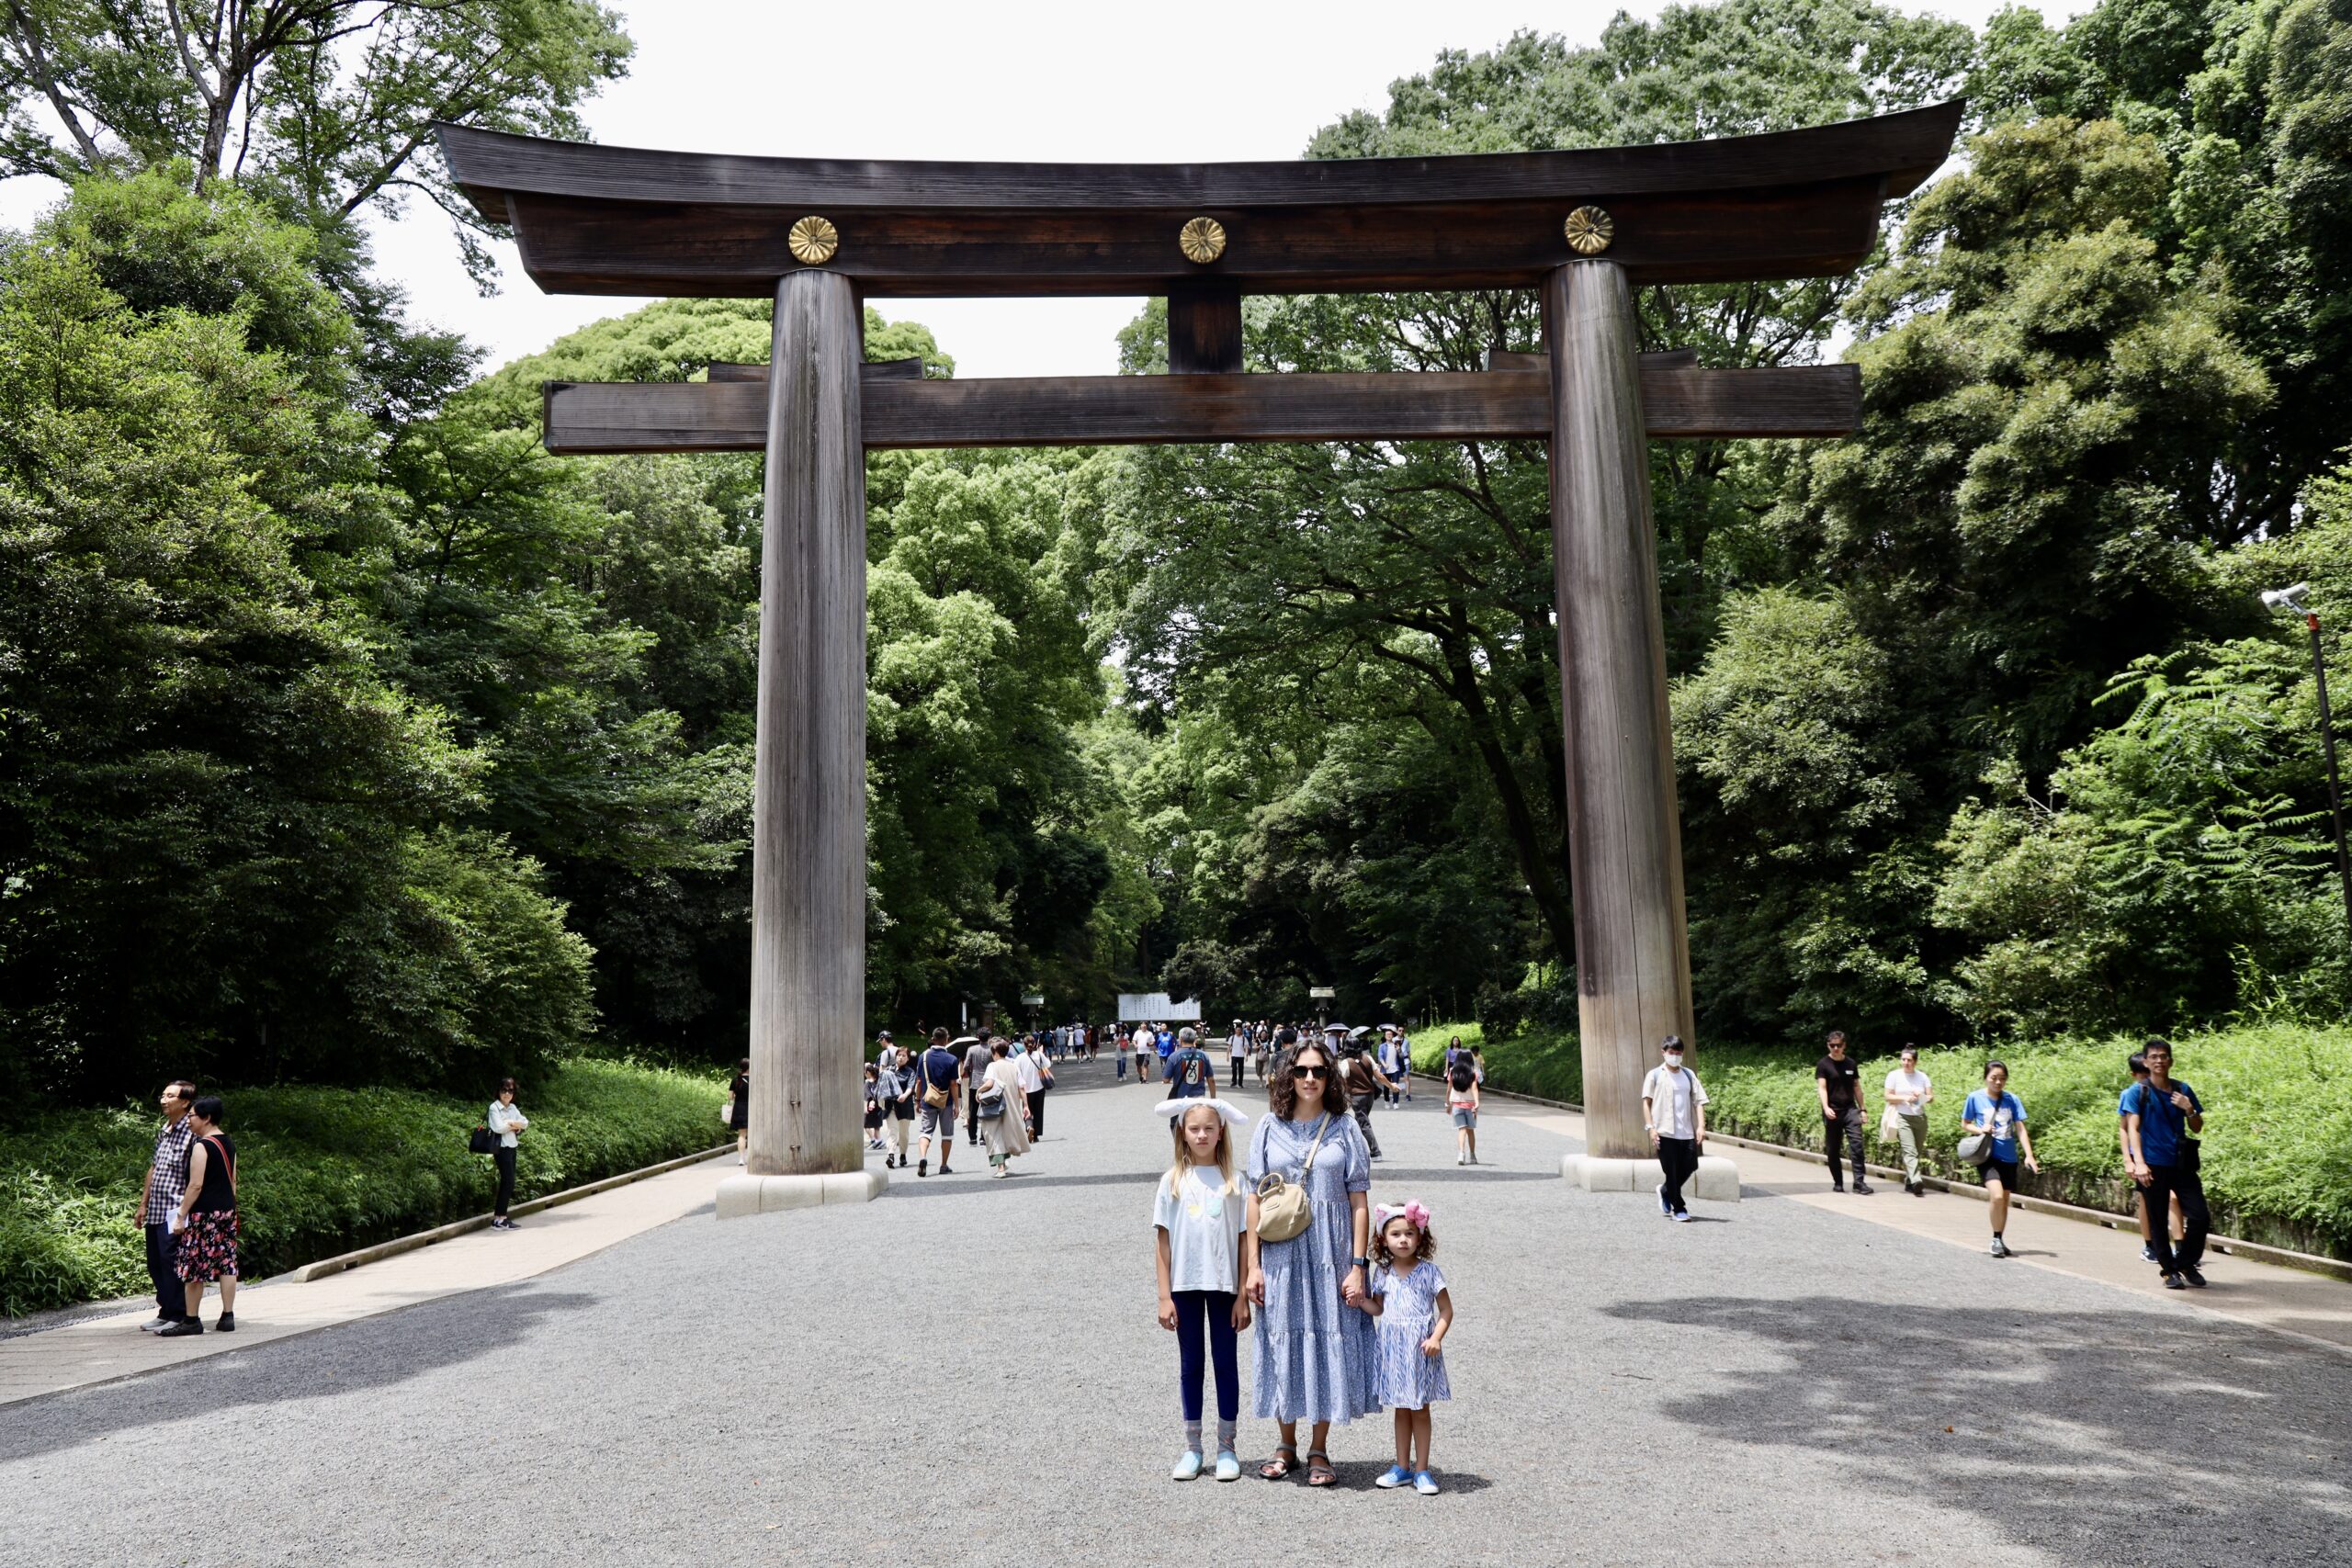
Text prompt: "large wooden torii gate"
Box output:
[[436, 102, 1962, 1214]]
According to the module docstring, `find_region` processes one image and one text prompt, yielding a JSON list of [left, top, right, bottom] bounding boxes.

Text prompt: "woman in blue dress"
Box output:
[[1243, 1032, 1375, 1487]]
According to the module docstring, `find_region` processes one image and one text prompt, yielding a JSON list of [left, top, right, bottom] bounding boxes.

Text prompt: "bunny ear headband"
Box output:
[[1374, 1199, 1432, 1230], [1154, 1097, 1249, 1130]]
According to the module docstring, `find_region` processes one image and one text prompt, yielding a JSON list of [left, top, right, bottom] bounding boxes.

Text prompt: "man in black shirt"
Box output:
[[1815, 1031, 1872, 1195]]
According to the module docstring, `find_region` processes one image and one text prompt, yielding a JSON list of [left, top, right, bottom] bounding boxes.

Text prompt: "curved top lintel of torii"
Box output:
[[434, 100, 1963, 299]]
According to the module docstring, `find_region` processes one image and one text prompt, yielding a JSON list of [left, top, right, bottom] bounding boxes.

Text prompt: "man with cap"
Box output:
[[1641, 1034, 1709, 1222]]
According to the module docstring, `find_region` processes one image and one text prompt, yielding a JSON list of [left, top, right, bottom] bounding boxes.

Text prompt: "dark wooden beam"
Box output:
[[442, 103, 1962, 299], [1168, 283, 1242, 375], [709, 356, 924, 381], [540, 362, 1860, 454]]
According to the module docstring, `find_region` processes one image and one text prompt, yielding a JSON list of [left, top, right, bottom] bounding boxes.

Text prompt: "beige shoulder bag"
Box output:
[[1254, 1114, 1337, 1245]]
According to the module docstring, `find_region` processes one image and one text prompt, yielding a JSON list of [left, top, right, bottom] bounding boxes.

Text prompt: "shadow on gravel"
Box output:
[[0, 1284, 596, 1465], [1605, 1293, 2352, 1568]]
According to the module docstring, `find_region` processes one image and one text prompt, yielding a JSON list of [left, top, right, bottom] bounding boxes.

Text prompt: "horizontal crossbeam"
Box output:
[[540, 362, 1860, 454]]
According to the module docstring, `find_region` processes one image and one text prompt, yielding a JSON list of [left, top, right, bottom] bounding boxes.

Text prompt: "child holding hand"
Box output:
[[1360, 1198, 1452, 1494], [1154, 1096, 1253, 1482]]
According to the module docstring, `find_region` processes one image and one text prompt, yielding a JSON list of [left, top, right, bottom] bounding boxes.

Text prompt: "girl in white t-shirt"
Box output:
[[1154, 1097, 1252, 1483]]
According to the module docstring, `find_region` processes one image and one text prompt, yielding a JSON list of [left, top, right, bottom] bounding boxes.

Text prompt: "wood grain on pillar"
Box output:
[[749, 270, 867, 1176], [1544, 260, 1697, 1161]]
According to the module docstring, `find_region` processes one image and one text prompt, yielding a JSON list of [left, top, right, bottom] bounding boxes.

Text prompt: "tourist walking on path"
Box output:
[[1815, 1032, 1872, 1195], [1340, 1046, 1388, 1159], [1962, 1062, 2038, 1258], [157, 1096, 238, 1337], [1154, 1097, 1252, 1483], [964, 1031, 997, 1145], [1447, 1052, 1483, 1167], [1134, 1022, 1159, 1086], [882, 1046, 915, 1169], [137, 1079, 197, 1334], [1242, 1039, 1375, 1487], [978, 1040, 1032, 1178], [915, 1028, 962, 1178], [728, 1057, 750, 1165], [1378, 1029, 1410, 1106], [1228, 1020, 1250, 1090], [1641, 1035, 1705, 1217], [1114, 1023, 1132, 1081], [1167, 1027, 1216, 1100], [2118, 1053, 2185, 1260], [1363, 1200, 1452, 1494], [2123, 1039, 2211, 1290], [863, 1064, 886, 1150], [488, 1077, 528, 1229], [1014, 1036, 1050, 1138], [1882, 1045, 1932, 1195]]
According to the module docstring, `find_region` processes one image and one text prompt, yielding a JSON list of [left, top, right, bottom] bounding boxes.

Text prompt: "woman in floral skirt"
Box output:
[[157, 1095, 237, 1337]]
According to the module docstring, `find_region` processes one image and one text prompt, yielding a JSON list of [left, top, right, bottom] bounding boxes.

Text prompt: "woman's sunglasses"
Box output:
[[1291, 1064, 1329, 1079]]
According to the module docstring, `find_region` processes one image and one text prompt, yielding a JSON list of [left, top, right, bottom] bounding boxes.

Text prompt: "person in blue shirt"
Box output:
[[2121, 1038, 2211, 1289], [1166, 1027, 1216, 1100], [1962, 1061, 2039, 1258]]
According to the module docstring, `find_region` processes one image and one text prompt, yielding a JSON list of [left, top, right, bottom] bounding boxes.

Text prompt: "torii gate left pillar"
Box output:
[[721, 270, 887, 1217]]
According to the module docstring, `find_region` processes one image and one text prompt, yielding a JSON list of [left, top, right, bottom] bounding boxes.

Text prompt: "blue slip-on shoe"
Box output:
[[1657, 1182, 1671, 1217], [1672, 1211, 1692, 1223], [1214, 1449, 1241, 1482], [1374, 1464, 1410, 1490], [1170, 1450, 1203, 1481], [1413, 1470, 1440, 1495]]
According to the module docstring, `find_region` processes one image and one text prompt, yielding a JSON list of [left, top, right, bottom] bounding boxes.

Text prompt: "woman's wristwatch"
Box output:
[[1351, 1256, 1370, 1269]]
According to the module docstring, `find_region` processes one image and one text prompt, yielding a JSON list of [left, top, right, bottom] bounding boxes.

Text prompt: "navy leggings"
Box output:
[[1173, 1290, 1239, 1422]]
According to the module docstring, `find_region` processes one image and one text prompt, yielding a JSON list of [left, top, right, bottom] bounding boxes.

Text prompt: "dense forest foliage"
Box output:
[[1, 0, 2347, 1108]]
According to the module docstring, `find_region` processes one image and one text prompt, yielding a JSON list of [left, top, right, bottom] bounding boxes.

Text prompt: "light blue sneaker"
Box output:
[[1375, 1464, 1410, 1489], [1171, 1450, 1203, 1481], [1214, 1449, 1241, 1482], [1413, 1470, 1440, 1495], [1657, 1182, 1672, 1217]]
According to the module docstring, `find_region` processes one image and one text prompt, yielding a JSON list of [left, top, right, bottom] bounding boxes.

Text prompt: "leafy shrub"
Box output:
[[0, 1056, 729, 1318]]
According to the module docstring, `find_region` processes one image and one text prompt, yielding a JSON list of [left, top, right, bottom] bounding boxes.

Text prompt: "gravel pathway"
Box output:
[[4, 1061, 2346, 1568]]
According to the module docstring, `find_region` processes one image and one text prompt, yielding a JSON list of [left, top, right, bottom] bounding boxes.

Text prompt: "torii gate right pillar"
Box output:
[[1544, 261, 1727, 1194]]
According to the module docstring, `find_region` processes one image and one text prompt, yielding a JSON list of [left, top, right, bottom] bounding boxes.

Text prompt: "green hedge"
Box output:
[[0, 1057, 731, 1318], [1417, 1021, 2352, 1262]]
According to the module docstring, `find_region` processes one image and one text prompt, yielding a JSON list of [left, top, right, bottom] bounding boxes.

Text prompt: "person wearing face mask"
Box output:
[[1641, 1035, 1709, 1222]]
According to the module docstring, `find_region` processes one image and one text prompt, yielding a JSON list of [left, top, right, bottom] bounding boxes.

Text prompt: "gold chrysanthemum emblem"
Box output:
[[1179, 216, 1227, 265], [1563, 206, 1614, 255], [787, 215, 840, 265]]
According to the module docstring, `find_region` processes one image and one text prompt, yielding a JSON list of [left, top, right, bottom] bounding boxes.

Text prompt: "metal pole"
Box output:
[[2307, 613, 2352, 953]]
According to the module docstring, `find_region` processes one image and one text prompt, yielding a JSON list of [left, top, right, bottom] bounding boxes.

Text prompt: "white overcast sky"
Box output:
[[1, 0, 2077, 378]]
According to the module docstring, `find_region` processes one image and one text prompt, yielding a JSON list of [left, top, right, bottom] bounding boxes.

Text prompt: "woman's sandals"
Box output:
[[1304, 1450, 1338, 1487], [1258, 1445, 1300, 1481]]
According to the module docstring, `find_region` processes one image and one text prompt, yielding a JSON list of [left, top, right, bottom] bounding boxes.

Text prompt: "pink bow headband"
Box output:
[[1374, 1200, 1431, 1230]]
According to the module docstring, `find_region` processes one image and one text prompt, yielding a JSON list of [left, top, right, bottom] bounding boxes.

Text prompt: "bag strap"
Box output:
[[1299, 1112, 1336, 1176]]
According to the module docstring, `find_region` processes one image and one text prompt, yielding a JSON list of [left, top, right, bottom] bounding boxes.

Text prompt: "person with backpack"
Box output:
[[487, 1077, 528, 1229], [964, 1030, 997, 1146], [1340, 1045, 1388, 1159], [1447, 1052, 1483, 1166], [1167, 1027, 1216, 1100], [1640, 1035, 1707, 1219], [2122, 1038, 2211, 1290], [880, 1044, 916, 1169], [156, 1095, 238, 1337], [1378, 1028, 1409, 1106]]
